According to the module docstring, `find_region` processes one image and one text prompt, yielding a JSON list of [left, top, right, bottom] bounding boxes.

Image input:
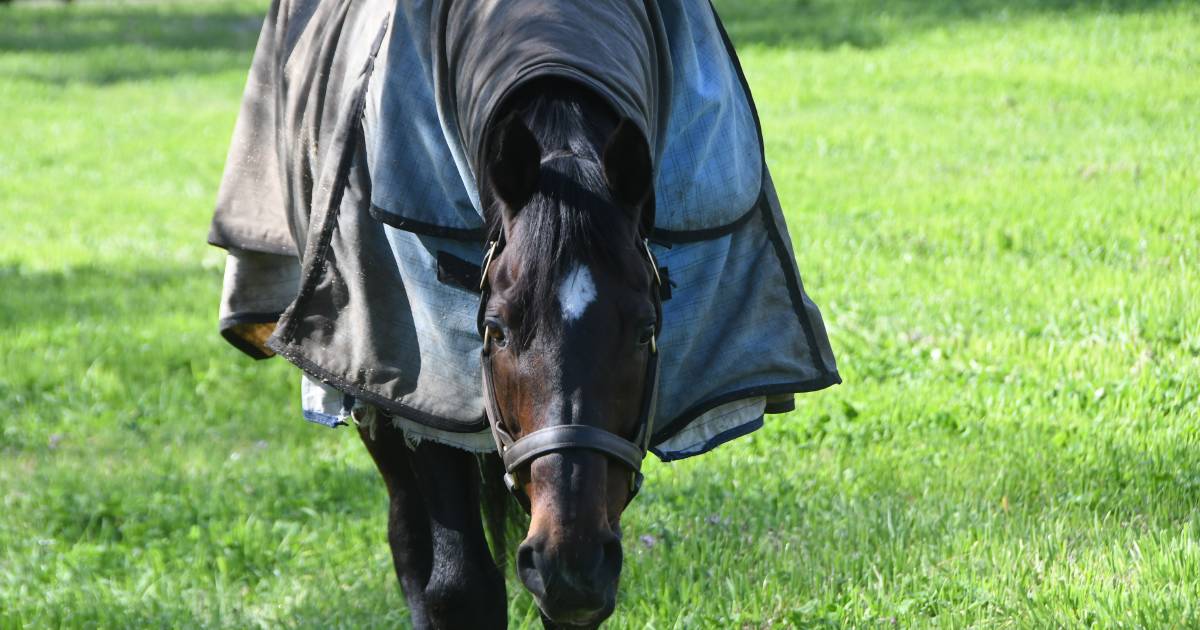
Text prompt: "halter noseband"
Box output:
[[478, 231, 663, 512]]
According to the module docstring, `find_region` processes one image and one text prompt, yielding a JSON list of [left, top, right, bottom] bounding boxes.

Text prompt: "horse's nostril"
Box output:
[[601, 536, 623, 581], [520, 536, 620, 626], [517, 542, 546, 598]]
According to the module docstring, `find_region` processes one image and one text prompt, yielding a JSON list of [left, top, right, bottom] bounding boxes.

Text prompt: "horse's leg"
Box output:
[[357, 415, 507, 629]]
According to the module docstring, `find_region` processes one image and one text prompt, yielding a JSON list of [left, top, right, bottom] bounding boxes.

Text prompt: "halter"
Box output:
[[477, 230, 663, 512]]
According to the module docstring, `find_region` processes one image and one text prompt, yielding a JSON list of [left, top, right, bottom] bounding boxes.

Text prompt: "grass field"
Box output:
[[1, 0, 1198, 627]]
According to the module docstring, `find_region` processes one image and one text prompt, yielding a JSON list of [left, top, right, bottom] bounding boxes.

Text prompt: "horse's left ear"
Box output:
[[602, 118, 654, 230], [488, 111, 542, 213]]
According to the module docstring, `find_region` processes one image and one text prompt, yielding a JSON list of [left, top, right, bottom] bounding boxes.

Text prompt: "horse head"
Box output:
[[478, 81, 659, 628]]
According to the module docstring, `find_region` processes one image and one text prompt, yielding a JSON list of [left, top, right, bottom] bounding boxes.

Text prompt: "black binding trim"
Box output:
[[758, 195, 836, 376], [651, 414, 762, 462], [650, 204, 758, 243], [369, 204, 487, 240], [219, 312, 282, 360], [709, 0, 765, 158], [207, 229, 298, 257], [370, 191, 759, 246]]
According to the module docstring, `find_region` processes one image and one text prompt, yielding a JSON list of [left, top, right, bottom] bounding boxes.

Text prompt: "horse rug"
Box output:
[[209, 0, 840, 460]]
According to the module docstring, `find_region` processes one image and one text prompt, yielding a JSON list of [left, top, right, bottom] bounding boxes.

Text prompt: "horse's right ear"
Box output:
[[602, 118, 652, 210], [487, 112, 541, 212]]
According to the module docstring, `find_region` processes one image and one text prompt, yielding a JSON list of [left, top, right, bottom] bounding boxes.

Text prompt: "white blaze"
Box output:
[[558, 264, 597, 322]]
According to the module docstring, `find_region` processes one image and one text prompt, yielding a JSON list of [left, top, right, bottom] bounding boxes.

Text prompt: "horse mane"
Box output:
[[485, 83, 636, 347]]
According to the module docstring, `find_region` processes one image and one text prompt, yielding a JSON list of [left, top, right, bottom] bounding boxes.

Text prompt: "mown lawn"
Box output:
[[1, 0, 1197, 627]]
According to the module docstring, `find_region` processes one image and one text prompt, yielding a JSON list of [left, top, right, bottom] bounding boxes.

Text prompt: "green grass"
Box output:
[[1, 0, 1198, 627]]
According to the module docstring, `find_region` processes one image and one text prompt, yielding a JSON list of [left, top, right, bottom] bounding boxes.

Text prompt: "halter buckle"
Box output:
[[480, 239, 499, 290], [503, 472, 519, 495], [643, 238, 661, 288]]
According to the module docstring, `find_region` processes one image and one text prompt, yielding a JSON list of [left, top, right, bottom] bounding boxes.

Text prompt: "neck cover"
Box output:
[[438, 0, 671, 177]]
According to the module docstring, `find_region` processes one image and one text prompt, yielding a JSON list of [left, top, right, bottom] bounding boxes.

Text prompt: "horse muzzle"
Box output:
[[518, 530, 621, 627]]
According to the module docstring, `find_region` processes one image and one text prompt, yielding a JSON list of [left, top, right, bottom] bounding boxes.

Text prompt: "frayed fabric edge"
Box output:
[[388, 413, 496, 453]]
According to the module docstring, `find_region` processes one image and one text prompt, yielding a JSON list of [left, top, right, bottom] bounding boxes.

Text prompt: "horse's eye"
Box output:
[[485, 320, 509, 348], [637, 324, 655, 346]]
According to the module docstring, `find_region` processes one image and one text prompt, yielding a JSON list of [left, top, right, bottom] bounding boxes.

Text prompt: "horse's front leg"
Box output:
[[357, 415, 507, 629]]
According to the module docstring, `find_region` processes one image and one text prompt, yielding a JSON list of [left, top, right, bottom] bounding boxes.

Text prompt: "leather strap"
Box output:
[[502, 424, 645, 472]]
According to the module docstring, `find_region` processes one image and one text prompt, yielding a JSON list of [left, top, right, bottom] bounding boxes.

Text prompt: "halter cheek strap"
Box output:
[[478, 230, 663, 512]]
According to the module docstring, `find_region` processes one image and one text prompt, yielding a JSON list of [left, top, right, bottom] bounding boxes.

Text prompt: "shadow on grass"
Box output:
[[20, 453, 385, 545], [1, 0, 1188, 85], [0, 262, 216, 330], [0, 3, 263, 53], [712, 0, 1185, 49], [0, 3, 264, 84]]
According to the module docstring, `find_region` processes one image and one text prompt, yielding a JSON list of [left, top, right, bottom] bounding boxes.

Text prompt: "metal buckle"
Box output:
[[642, 238, 661, 287], [643, 239, 660, 355], [504, 472, 519, 495], [480, 239, 499, 290]]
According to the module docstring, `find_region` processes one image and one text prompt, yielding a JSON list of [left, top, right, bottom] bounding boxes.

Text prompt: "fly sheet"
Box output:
[[210, 0, 839, 460]]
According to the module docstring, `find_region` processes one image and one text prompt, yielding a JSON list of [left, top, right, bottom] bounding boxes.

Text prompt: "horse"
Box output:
[[354, 79, 659, 628], [209, 1, 840, 626]]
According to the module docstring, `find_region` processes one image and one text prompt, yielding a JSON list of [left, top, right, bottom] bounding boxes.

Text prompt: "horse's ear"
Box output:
[[488, 112, 541, 212], [602, 118, 653, 217]]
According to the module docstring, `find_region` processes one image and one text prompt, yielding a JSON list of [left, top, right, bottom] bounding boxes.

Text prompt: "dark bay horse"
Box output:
[[210, 0, 837, 625], [356, 80, 660, 629]]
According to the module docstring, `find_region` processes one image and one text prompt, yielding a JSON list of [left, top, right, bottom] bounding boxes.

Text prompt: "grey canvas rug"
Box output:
[[210, 0, 840, 460]]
